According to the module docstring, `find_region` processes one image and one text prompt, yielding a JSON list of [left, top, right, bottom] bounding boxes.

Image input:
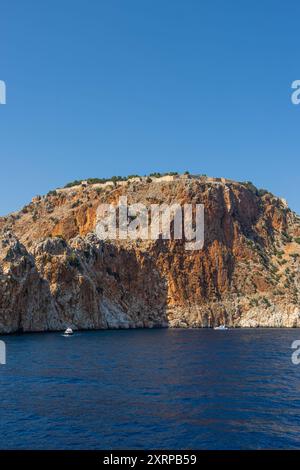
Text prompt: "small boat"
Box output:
[[64, 327, 74, 336], [214, 325, 228, 330]]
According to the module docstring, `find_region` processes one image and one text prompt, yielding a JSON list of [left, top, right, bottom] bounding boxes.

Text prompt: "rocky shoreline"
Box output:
[[0, 176, 300, 333]]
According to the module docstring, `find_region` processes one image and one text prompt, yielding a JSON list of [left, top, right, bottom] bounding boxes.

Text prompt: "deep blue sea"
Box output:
[[0, 328, 300, 449]]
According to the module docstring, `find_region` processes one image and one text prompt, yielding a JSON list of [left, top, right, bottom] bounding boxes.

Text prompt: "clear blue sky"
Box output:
[[0, 0, 299, 215]]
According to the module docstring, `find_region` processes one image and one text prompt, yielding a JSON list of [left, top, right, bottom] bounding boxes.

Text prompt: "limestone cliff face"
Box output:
[[0, 176, 300, 332]]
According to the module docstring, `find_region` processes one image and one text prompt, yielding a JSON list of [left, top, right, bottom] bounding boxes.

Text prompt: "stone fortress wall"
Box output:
[[54, 174, 236, 196]]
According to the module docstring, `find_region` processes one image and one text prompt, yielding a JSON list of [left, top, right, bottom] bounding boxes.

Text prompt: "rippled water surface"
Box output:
[[0, 328, 300, 449]]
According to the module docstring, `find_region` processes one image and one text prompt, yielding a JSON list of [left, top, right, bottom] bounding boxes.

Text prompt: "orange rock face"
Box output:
[[0, 177, 299, 332]]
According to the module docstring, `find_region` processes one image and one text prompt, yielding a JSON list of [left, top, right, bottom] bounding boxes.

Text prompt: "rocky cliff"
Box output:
[[0, 175, 300, 333]]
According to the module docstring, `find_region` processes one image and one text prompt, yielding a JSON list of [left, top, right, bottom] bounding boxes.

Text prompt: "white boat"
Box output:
[[214, 325, 228, 330], [64, 327, 74, 336]]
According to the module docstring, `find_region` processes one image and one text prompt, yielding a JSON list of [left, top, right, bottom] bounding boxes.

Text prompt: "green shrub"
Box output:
[[282, 232, 292, 242], [127, 174, 140, 179], [257, 188, 269, 197], [279, 259, 287, 265], [262, 297, 271, 307], [64, 180, 83, 188], [242, 181, 258, 195], [87, 178, 107, 184], [71, 200, 80, 209], [67, 252, 81, 268]]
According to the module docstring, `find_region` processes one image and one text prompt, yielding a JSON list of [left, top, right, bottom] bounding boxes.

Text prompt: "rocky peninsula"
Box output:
[[0, 173, 299, 333]]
